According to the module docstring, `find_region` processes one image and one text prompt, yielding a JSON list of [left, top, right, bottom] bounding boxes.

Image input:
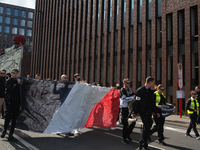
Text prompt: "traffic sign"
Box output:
[[177, 63, 183, 90]]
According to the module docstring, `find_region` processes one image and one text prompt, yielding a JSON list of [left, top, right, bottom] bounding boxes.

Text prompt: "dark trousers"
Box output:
[[139, 112, 153, 149], [1, 104, 4, 117], [3, 104, 20, 136], [150, 115, 165, 142], [186, 113, 199, 137], [121, 108, 136, 139]]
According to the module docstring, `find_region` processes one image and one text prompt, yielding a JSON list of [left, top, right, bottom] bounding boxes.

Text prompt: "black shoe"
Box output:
[[8, 136, 18, 142], [126, 136, 132, 142], [185, 134, 192, 138], [122, 139, 129, 144], [66, 132, 74, 136], [159, 141, 167, 146], [1, 131, 6, 138]]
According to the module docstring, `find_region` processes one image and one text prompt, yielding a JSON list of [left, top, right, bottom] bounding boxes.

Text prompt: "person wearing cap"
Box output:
[[74, 73, 81, 82], [1, 69, 21, 142]]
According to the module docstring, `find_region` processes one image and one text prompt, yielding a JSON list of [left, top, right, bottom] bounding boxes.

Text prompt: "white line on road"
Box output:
[[13, 134, 39, 150], [104, 132, 165, 150]]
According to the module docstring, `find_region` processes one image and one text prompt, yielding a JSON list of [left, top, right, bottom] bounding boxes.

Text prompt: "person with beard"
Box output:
[[0, 69, 6, 119], [131, 77, 159, 150], [1, 69, 21, 142], [120, 78, 135, 144]]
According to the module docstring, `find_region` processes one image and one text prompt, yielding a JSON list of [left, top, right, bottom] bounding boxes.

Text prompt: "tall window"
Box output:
[[191, 6, 198, 42], [12, 27, 17, 34], [0, 7, 3, 14], [147, 0, 151, 20], [4, 26, 10, 33], [27, 21, 33, 28], [0, 25, 2, 32], [19, 28, 25, 35], [28, 12, 33, 19], [130, 0, 134, 25], [139, 0, 142, 23], [27, 30, 32, 36], [5, 17, 11, 24], [178, 10, 185, 44], [21, 10, 26, 18], [13, 9, 19, 16], [12, 18, 18, 25], [109, 0, 112, 32], [0, 16, 2, 23], [116, 0, 119, 29], [6, 8, 11, 15], [157, 0, 161, 17], [123, 0, 126, 28], [167, 13, 173, 46], [20, 20, 26, 26]]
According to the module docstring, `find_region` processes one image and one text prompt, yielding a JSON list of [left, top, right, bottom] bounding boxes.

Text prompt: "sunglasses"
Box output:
[[192, 93, 197, 95], [126, 82, 130, 84], [0, 73, 5, 74]]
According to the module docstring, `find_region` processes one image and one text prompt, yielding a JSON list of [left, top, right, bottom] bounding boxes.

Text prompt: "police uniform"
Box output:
[[186, 97, 199, 137], [150, 91, 166, 143], [120, 88, 135, 142], [132, 86, 156, 149]]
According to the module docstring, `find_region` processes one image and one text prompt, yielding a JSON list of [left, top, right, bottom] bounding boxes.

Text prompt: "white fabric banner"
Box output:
[[44, 83, 111, 134]]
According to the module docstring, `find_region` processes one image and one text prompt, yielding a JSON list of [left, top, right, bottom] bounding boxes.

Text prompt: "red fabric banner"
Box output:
[[84, 89, 120, 128]]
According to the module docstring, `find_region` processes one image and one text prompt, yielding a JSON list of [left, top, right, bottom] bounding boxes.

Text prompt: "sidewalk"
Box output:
[[164, 115, 190, 128]]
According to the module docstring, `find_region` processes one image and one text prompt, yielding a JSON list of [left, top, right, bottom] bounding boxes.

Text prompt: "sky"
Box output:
[[0, 0, 36, 9]]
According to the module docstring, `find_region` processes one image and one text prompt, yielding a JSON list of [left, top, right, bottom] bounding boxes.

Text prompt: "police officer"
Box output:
[[120, 78, 135, 144], [1, 69, 21, 142], [131, 77, 159, 150], [149, 84, 174, 145], [186, 90, 200, 140]]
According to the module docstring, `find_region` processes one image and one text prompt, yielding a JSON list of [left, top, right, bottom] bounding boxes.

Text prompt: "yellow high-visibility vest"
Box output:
[[187, 98, 199, 115], [154, 91, 166, 105]]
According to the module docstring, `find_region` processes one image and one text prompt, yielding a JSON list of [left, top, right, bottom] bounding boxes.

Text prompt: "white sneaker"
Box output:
[[74, 129, 79, 134], [196, 136, 200, 140], [111, 127, 115, 130], [116, 121, 120, 125]]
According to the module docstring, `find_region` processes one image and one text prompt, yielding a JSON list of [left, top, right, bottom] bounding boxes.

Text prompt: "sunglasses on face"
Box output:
[[0, 73, 5, 74], [126, 82, 130, 84], [192, 93, 197, 95]]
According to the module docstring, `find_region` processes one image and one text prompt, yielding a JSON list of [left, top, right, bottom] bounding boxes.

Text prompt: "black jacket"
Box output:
[[5, 77, 21, 106], [0, 77, 6, 98], [132, 85, 156, 115]]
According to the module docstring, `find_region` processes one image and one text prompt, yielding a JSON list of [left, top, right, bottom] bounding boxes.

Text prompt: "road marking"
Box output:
[[13, 134, 39, 150], [104, 132, 165, 150]]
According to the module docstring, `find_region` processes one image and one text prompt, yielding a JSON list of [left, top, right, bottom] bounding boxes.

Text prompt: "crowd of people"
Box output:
[[0, 69, 200, 150]]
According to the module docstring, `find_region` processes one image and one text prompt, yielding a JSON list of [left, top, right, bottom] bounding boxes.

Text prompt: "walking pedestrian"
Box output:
[[195, 86, 200, 103], [185, 90, 200, 140], [149, 84, 174, 145], [0, 69, 6, 119], [120, 78, 136, 144], [1, 69, 21, 142], [131, 77, 159, 150]]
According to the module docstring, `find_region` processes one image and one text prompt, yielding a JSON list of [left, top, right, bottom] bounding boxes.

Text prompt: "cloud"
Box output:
[[0, 0, 35, 9]]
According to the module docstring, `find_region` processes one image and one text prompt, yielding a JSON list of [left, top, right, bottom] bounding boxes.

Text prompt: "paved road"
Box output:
[[0, 118, 200, 150]]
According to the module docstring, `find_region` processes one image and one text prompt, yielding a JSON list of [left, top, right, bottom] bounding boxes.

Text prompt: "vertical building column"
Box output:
[[75, 0, 83, 74], [48, 1, 57, 78], [85, 0, 92, 82], [52, 0, 59, 80], [62, 0, 70, 75], [124, 0, 130, 78], [141, 0, 147, 84], [42, 0, 51, 79], [91, 0, 97, 83], [173, 11, 179, 113], [109, 0, 116, 86], [161, 0, 167, 95], [198, 2, 200, 85], [80, 0, 87, 79], [132, 0, 138, 91], [71, 0, 78, 80], [39, 0, 47, 78], [185, 7, 191, 103], [103, 0, 109, 86], [151, 0, 156, 83], [97, 0, 103, 84], [67, 1, 74, 80], [55, 0, 63, 79], [30, 0, 39, 76], [59, 0, 67, 77], [117, 0, 123, 85]]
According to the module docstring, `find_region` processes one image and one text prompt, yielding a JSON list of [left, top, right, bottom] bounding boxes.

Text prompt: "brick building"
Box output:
[[31, 0, 200, 114], [0, 2, 34, 50]]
